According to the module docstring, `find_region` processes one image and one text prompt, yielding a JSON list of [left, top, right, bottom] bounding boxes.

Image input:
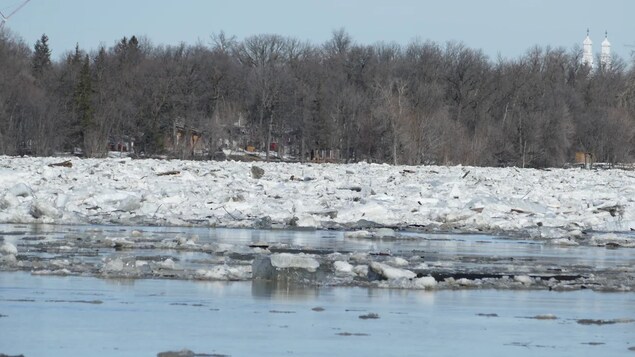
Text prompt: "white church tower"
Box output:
[[600, 31, 611, 68], [582, 29, 593, 67]]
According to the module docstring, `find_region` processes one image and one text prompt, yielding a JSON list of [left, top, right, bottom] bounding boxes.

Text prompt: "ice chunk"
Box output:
[[350, 252, 370, 263], [55, 193, 69, 209], [549, 238, 579, 246], [356, 202, 396, 223], [270, 253, 320, 272], [514, 275, 532, 285], [9, 183, 32, 197], [345, 230, 372, 239], [388, 257, 409, 267], [589, 233, 635, 248], [30, 200, 62, 219], [195, 266, 251, 280], [176, 235, 199, 246], [353, 265, 369, 277], [118, 195, 141, 212], [413, 263, 429, 269], [413, 276, 437, 289], [369, 262, 416, 280], [103, 258, 124, 272], [0, 193, 19, 209], [0, 242, 18, 255], [296, 215, 319, 228], [334, 261, 354, 274], [456, 278, 477, 286], [135, 260, 148, 268], [106, 237, 134, 249], [375, 228, 396, 238], [158, 258, 177, 269], [0, 254, 17, 265]]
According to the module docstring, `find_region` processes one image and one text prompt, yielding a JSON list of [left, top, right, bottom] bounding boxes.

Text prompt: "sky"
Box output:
[[1, 0, 633, 62]]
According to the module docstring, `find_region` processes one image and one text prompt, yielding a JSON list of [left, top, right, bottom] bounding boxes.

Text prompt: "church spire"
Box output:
[[601, 30, 611, 68], [582, 28, 593, 67]]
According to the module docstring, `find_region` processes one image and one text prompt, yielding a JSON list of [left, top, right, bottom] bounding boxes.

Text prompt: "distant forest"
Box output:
[[1, 28, 634, 167]]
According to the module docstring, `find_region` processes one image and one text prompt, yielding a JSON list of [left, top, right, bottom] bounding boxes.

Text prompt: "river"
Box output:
[[0, 224, 634, 356]]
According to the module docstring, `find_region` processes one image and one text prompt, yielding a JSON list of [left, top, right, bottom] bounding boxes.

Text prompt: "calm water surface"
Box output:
[[1, 272, 634, 357], [3, 223, 633, 269]]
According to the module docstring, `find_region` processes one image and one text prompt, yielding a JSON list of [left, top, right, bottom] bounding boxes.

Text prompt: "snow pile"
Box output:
[[0, 156, 633, 234]]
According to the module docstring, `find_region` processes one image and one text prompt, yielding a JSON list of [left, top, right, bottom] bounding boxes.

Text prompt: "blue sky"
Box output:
[[2, 0, 633, 61]]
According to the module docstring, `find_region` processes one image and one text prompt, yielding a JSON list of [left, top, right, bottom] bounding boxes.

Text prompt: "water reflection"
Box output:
[[4, 223, 633, 266], [2, 223, 634, 292], [1, 272, 634, 357], [251, 280, 320, 300]]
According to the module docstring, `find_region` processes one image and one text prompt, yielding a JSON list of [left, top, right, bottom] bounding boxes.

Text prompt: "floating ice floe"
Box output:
[[195, 266, 251, 280], [369, 262, 416, 280], [270, 253, 320, 272]]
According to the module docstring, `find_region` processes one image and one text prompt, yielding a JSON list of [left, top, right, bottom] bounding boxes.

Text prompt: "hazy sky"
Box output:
[[2, 0, 633, 61]]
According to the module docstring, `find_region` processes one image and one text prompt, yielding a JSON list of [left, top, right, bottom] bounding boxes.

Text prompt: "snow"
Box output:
[[0, 156, 634, 235]]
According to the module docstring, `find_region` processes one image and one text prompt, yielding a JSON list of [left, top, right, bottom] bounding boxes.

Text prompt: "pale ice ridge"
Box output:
[[0, 156, 634, 236]]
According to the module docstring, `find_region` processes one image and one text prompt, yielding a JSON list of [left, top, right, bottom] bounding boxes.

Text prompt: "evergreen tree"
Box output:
[[68, 43, 82, 65], [32, 34, 52, 77], [94, 46, 107, 81]]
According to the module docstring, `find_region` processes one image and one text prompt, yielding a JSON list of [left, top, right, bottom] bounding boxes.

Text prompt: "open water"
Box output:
[[0, 224, 634, 356]]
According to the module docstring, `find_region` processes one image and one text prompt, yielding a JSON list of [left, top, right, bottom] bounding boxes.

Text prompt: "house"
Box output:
[[166, 120, 206, 157], [108, 135, 135, 153], [310, 148, 340, 163], [575, 151, 593, 169]]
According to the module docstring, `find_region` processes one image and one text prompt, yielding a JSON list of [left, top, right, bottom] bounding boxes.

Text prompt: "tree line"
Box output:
[[1, 28, 634, 167]]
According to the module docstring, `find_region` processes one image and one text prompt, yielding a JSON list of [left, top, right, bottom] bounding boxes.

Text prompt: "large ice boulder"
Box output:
[[0, 242, 18, 255], [252, 253, 324, 284], [8, 183, 33, 197], [270, 253, 320, 272], [30, 200, 62, 219]]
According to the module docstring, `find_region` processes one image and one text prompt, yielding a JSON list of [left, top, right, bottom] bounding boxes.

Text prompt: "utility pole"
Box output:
[[0, 0, 30, 30]]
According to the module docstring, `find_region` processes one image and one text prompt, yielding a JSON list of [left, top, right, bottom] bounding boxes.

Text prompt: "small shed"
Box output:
[[575, 152, 593, 169]]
